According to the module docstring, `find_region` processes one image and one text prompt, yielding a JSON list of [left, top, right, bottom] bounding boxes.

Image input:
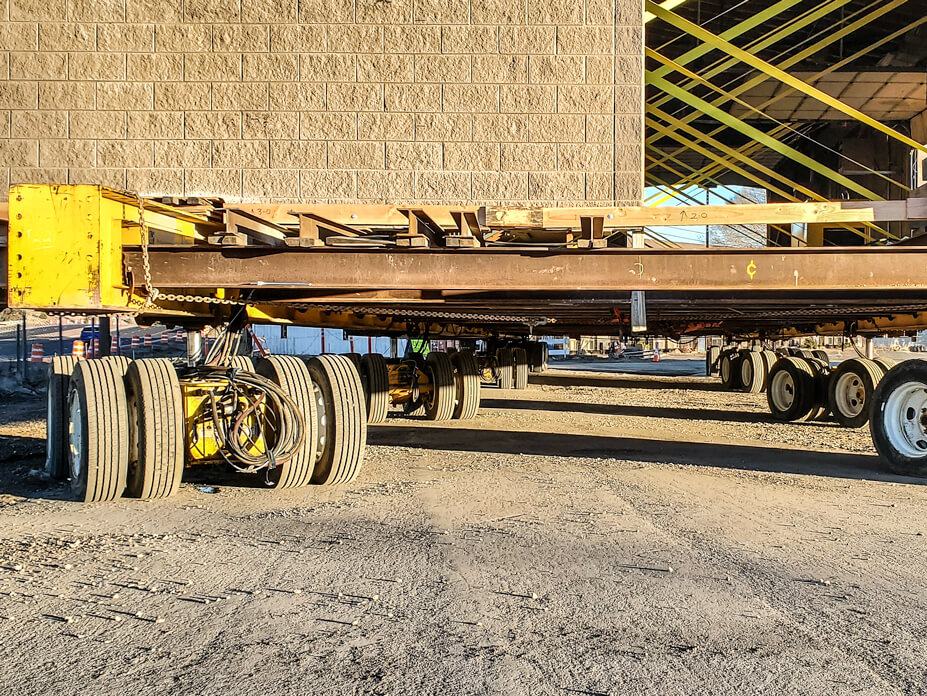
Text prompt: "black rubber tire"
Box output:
[[496, 348, 514, 389], [874, 357, 897, 372], [124, 359, 185, 499], [46, 356, 80, 480], [811, 349, 830, 364], [230, 355, 254, 372], [786, 347, 803, 357], [360, 353, 389, 424], [799, 357, 833, 421], [451, 350, 480, 420], [68, 359, 129, 502], [706, 345, 721, 376], [827, 358, 884, 428], [343, 352, 363, 373], [797, 349, 816, 360], [740, 350, 767, 394], [306, 354, 366, 485], [719, 350, 741, 390], [255, 355, 319, 488], [512, 347, 529, 390], [870, 360, 927, 477], [766, 357, 816, 422], [423, 351, 456, 421]]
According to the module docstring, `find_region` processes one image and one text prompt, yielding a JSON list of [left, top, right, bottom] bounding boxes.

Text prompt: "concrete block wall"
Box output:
[[0, 0, 644, 205]]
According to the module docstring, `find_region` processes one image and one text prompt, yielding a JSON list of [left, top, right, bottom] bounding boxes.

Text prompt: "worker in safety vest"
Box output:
[[405, 338, 431, 357]]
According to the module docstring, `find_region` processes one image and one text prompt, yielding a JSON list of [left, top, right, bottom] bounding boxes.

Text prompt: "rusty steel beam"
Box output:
[[128, 246, 927, 293]]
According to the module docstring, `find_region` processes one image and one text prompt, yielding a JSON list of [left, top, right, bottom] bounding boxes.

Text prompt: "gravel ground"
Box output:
[[0, 357, 925, 696]]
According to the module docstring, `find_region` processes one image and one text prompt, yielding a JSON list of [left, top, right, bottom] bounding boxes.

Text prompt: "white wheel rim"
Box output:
[[741, 357, 753, 385], [68, 391, 83, 480], [312, 381, 327, 460], [770, 370, 795, 412], [883, 381, 927, 459], [720, 357, 730, 382], [834, 371, 866, 418]]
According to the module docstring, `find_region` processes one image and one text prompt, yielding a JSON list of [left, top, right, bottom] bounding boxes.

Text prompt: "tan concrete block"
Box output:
[[613, 170, 642, 202], [11, 166, 67, 184], [501, 142, 554, 170], [386, 84, 440, 112], [584, 171, 611, 200], [156, 24, 211, 52], [184, 168, 241, 198], [614, 55, 642, 84], [243, 53, 298, 81], [68, 53, 126, 81], [269, 82, 325, 111], [559, 143, 611, 171], [67, 0, 123, 21], [329, 141, 384, 169], [37, 81, 89, 109], [70, 110, 126, 139], [213, 140, 270, 168], [356, 170, 413, 200], [614, 113, 641, 142], [329, 83, 384, 113], [585, 114, 611, 143], [97, 139, 153, 167], [443, 84, 498, 113], [299, 54, 355, 82], [614, 140, 641, 171], [614, 84, 642, 114], [415, 113, 470, 142], [528, 171, 583, 200], [0, 139, 38, 166], [11, 110, 66, 138], [213, 24, 270, 52], [472, 55, 525, 84], [154, 140, 210, 167], [0, 54, 7, 80], [270, 25, 325, 53], [300, 111, 356, 140], [416, 171, 469, 201], [499, 26, 554, 54], [614, 25, 642, 55], [584, 56, 612, 85], [442, 26, 498, 54], [556, 27, 611, 54], [185, 53, 241, 81], [472, 113, 526, 142], [212, 82, 269, 111], [269, 140, 326, 168], [299, 169, 356, 200], [242, 168, 299, 199], [298, 0, 352, 23], [471, 0, 526, 24], [328, 25, 383, 53], [615, 0, 641, 24], [184, 0, 239, 22], [386, 142, 441, 170], [69, 168, 126, 189], [357, 0, 412, 24], [128, 53, 183, 81], [472, 171, 526, 200], [528, 0, 581, 24], [358, 112, 413, 141], [584, 0, 614, 25], [39, 138, 94, 167], [38, 23, 92, 51], [126, 167, 184, 195], [127, 111, 183, 139], [127, 0, 181, 22], [500, 85, 555, 114], [10, 51, 66, 79], [184, 111, 241, 139], [444, 142, 499, 171], [529, 114, 584, 143], [242, 0, 296, 22], [10, 0, 64, 20], [414, 0, 468, 23], [98, 24, 155, 52], [357, 54, 414, 83], [97, 82, 153, 110], [558, 85, 612, 114], [385, 25, 440, 54], [154, 82, 210, 111], [1, 24, 38, 52], [415, 55, 470, 83], [243, 111, 298, 139]]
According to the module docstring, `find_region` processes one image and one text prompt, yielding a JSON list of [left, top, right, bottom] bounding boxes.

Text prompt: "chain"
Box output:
[[292, 303, 546, 325]]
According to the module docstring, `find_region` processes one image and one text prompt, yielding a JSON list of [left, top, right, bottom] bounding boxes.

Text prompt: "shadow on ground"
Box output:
[[530, 373, 723, 392]]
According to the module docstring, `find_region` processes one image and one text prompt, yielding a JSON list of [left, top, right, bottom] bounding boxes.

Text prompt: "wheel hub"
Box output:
[[883, 383, 927, 458]]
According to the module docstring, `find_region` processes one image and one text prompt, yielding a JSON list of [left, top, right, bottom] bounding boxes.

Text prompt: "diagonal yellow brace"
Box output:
[[644, 0, 688, 24], [646, 0, 927, 155]]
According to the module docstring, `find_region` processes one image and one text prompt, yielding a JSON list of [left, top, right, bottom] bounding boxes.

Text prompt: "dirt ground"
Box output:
[[0, 357, 925, 696]]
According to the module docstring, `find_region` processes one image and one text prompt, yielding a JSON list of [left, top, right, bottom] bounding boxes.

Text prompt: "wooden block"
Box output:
[[208, 233, 248, 246], [284, 237, 325, 247], [445, 235, 480, 248], [395, 234, 429, 248]]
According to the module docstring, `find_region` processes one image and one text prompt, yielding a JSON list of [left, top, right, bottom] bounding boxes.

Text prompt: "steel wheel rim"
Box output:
[[68, 391, 83, 480], [720, 356, 730, 382], [741, 357, 753, 386], [835, 371, 865, 418], [770, 370, 795, 412], [883, 382, 927, 459], [312, 380, 326, 462]]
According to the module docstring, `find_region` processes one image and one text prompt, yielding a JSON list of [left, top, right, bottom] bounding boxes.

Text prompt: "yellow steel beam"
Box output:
[[646, 0, 927, 154], [644, 0, 688, 24]]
